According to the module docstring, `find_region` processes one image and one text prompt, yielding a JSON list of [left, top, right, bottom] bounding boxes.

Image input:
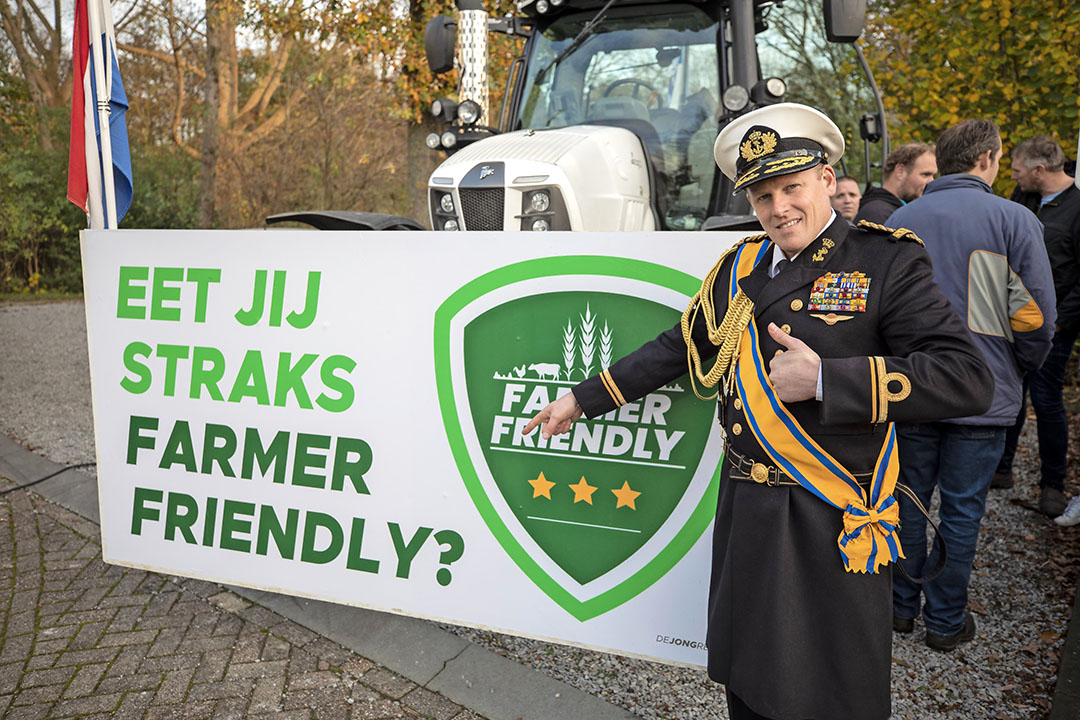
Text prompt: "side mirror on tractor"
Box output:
[[425, 15, 456, 75], [823, 0, 866, 43]]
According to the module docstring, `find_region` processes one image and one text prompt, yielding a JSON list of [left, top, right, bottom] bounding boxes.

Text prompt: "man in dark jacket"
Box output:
[[888, 120, 1055, 651], [993, 136, 1080, 519], [524, 103, 993, 720], [856, 143, 937, 224]]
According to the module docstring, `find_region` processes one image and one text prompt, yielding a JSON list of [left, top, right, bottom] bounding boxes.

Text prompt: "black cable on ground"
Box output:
[[0, 462, 96, 497]]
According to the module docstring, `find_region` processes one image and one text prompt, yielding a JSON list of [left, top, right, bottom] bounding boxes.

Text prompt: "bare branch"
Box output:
[[115, 0, 144, 32], [236, 34, 294, 120], [237, 85, 305, 151], [117, 41, 206, 78]]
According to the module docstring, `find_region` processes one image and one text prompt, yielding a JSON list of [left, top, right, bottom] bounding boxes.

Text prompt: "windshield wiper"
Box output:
[[533, 0, 619, 87]]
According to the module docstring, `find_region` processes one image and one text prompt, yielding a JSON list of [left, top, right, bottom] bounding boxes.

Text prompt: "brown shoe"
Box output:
[[990, 471, 1014, 489], [1040, 487, 1067, 516]]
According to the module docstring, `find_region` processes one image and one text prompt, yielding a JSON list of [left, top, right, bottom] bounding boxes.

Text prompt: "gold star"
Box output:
[[528, 472, 556, 500], [612, 481, 641, 510], [569, 476, 598, 504]]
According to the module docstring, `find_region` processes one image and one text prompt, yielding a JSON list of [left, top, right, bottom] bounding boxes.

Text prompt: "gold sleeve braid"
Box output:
[[681, 234, 766, 400]]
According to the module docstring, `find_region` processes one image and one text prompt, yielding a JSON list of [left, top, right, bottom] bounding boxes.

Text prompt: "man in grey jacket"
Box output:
[[993, 136, 1080, 520], [887, 119, 1055, 651]]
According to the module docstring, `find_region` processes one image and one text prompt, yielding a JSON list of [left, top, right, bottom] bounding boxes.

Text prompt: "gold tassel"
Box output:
[[681, 244, 758, 401]]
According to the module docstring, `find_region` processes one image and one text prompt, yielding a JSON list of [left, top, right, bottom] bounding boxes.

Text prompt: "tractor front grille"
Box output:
[[460, 188, 504, 231]]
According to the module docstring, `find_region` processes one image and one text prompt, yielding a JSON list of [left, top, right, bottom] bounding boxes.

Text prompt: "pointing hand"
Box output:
[[522, 391, 584, 439]]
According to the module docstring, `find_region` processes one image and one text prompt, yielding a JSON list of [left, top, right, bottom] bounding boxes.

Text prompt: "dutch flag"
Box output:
[[67, 0, 133, 229]]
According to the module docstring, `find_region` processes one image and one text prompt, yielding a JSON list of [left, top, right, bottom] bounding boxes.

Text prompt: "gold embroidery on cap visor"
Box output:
[[733, 153, 820, 192], [740, 130, 779, 162]]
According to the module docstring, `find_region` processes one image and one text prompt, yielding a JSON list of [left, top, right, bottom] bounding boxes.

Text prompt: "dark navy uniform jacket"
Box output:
[[572, 215, 993, 720]]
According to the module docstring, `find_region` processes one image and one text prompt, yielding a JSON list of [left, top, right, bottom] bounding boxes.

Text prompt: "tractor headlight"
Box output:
[[457, 100, 481, 126], [443, 219, 459, 231], [425, 133, 441, 149], [529, 191, 550, 212], [536, 0, 550, 12], [439, 193, 455, 213], [518, 185, 568, 231], [440, 131, 457, 149]]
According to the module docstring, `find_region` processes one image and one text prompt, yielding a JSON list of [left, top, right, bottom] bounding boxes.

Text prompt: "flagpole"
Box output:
[[86, 0, 118, 228]]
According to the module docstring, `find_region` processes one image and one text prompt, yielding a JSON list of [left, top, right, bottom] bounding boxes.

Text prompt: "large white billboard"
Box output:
[[81, 229, 740, 666]]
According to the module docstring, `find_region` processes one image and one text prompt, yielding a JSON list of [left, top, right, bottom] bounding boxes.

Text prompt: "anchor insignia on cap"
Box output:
[[740, 130, 778, 162]]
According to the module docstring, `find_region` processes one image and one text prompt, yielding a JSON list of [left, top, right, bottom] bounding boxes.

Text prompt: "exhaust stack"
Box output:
[[456, 0, 489, 125]]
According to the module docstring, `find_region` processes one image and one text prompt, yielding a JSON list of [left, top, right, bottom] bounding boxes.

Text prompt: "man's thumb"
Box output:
[[768, 322, 806, 350]]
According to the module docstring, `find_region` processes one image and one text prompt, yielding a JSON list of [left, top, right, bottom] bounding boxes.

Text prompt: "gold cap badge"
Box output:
[[740, 130, 778, 162]]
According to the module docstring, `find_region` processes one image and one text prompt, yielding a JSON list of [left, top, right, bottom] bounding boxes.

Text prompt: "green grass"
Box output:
[[0, 290, 83, 306]]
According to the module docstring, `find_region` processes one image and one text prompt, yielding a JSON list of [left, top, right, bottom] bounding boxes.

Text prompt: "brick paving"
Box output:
[[0, 478, 486, 720]]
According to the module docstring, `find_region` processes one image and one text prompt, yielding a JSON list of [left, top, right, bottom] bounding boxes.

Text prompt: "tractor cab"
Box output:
[[421, 0, 879, 232]]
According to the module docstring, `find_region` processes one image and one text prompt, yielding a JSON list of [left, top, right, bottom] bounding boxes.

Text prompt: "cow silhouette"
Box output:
[[529, 362, 561, 381]]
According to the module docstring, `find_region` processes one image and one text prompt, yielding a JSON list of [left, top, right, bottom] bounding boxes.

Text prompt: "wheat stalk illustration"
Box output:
[[579, 304, 596, 378], [562, 320, 576, 381], [600, 320, 614, 368]]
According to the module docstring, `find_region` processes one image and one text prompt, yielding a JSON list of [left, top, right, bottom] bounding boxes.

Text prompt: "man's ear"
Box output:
[[978, 149, 993, 170], [821, 163, 837, 193]]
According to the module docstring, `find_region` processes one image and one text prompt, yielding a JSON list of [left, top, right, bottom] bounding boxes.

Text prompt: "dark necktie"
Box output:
[[774, 258, 792, 277]]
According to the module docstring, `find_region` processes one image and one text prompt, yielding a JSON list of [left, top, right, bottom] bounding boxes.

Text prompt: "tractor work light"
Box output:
[[751, 77, 787, 105], [536, 0, 550, 12], [551, 0, 564, 5], [431, 98, 458, 123], [457, 100, 482, 126], [425, 133, 441, 149], [765, 77, 787, 98], [722, 85, 750, 112], [440, 131, 458, 149]]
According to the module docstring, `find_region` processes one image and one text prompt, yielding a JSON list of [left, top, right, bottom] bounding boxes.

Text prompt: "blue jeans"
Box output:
[[996, 327, 1079, 491], [892, 423, 1005, 636]]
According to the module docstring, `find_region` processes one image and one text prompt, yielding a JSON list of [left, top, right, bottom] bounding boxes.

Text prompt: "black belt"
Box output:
[[726, 446, 873, 488], [724, 446, 947, 584]]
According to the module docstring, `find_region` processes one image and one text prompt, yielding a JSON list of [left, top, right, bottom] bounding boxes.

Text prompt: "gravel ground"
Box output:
[[2, 300, 1077, 719]]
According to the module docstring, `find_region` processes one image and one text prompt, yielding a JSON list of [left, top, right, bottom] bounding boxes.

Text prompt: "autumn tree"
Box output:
[[866, 0, 1080, 192], [344, 0, 524, 221], [756, 0, 881, 184]]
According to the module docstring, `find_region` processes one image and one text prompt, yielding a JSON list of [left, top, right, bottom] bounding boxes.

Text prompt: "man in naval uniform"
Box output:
[[523, 103, 994, 720]]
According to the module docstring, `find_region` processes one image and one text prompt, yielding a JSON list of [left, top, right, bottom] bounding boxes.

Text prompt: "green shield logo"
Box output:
[[435, 256, 722, 621]]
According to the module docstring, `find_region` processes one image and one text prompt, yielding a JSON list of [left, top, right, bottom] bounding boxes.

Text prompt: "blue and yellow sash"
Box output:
[[727, 240, 903, 574]]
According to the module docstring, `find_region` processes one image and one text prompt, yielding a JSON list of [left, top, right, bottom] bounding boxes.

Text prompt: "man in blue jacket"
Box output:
[[887, 119, 1055, 651]]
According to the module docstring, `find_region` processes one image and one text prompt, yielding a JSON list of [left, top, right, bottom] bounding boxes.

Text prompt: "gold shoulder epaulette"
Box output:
[[856, 220, 925, 246], [739, 231, 770, 245], [703, 231, 770, 279]]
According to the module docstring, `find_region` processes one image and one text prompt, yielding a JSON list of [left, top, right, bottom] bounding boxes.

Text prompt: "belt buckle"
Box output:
[[750, 462, 769, 484]]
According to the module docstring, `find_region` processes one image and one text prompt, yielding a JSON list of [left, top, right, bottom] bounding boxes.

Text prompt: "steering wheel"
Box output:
[[603, 78, 660, 104]]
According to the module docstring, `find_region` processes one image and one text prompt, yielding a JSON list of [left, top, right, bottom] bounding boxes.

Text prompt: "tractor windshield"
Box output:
[[517, 4, 721, 230]]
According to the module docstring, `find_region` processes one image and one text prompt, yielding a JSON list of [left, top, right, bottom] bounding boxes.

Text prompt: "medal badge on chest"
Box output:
[[808, 271, 870, 313]]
